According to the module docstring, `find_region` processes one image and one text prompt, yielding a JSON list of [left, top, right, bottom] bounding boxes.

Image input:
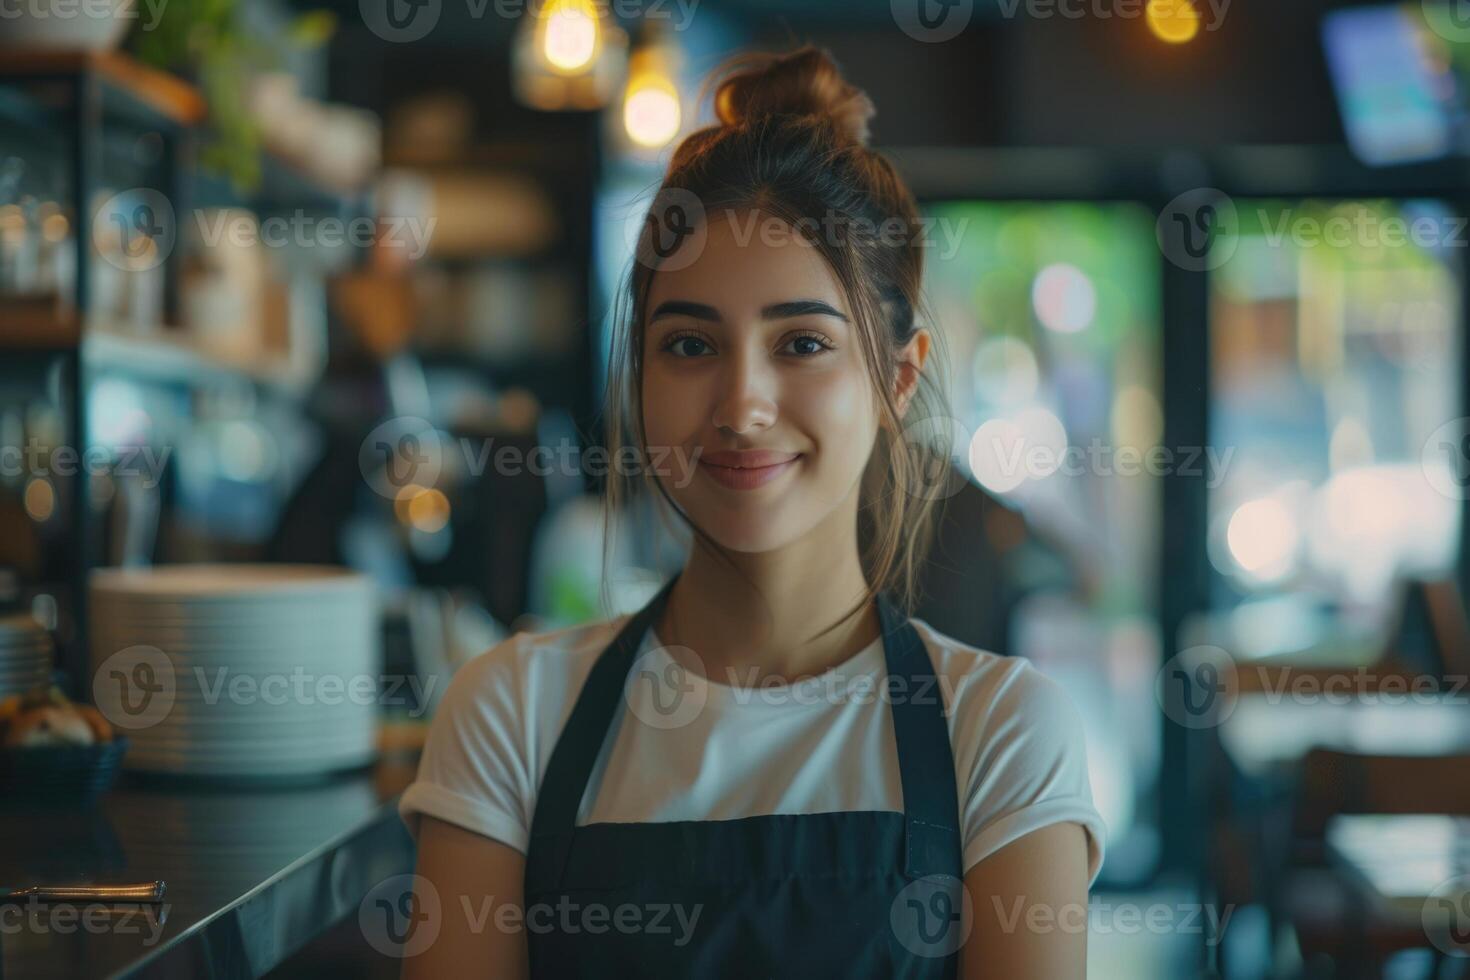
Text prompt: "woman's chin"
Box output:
[[684, 506, 803, 554]]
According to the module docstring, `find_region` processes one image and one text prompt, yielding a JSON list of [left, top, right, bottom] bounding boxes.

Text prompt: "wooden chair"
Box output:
[[1269, 748, 1470, 979]]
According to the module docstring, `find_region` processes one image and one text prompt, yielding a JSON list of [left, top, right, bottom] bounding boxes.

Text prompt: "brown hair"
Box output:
[[601, 43, 954, 623]]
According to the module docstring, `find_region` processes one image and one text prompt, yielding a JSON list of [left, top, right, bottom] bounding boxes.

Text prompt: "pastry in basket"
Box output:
[[0, 688, 115, 748]]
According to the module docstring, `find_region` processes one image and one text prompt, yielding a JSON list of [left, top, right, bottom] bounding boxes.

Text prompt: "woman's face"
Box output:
[[641, 208, 880, 554]]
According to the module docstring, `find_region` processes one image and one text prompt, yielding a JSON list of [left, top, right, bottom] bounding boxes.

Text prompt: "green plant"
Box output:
[[129, 0, 335, 191]]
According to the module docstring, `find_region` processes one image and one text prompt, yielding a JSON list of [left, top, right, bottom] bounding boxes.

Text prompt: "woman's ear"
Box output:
[[892, 329, 931, 421]]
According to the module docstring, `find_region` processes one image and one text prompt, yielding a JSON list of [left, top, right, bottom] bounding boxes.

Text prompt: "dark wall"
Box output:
[[750, 0, 1348, 150]]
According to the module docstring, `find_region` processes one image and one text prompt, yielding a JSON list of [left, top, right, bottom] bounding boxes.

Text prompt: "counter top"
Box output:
[[0, 759, 418, 980]]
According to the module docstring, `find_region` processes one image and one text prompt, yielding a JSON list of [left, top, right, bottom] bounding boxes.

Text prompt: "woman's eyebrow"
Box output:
[[761, 300, 849, 322], [648, 299, 850, 323]]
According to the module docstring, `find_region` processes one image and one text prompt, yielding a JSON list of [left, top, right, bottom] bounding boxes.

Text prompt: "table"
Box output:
[[1218, 695, 1470, 783], [1327, 814, 1470, 917], [0, 760, 417, 980]]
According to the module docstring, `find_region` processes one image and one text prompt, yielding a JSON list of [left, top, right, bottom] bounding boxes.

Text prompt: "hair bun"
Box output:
[[712, 45, 875, 148]]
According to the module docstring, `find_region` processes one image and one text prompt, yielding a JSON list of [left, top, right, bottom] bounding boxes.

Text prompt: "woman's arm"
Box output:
[[400, 815, 529, 980], [959, 821, 1090, 979]]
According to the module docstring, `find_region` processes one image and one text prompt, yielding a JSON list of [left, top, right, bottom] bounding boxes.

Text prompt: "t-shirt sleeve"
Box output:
[[955, 660, 1107, 886], [397, 633, 535, 853]]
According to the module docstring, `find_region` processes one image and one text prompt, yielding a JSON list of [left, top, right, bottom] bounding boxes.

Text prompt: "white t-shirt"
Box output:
[[399, 614, 1107, 885]]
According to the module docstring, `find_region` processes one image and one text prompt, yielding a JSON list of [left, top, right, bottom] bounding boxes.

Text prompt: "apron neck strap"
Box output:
[[875, 589, 964, 878], [527, 574, 962, 881]]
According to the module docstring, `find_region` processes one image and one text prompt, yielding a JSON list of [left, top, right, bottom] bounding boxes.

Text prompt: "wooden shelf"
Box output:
[[0, 49, 206, 127], [83, 323, 308, 392], [0, 306, 311, 393], [0, 299, 80, 350]]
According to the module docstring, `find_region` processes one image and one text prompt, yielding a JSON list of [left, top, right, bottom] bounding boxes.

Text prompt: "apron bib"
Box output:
[[523, 574, 967, 979]]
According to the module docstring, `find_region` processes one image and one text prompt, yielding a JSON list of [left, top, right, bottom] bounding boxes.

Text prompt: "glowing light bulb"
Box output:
[[623, 71, 680, 148], [539, 0, 600, 74], [1146, 0, 1200, 44]]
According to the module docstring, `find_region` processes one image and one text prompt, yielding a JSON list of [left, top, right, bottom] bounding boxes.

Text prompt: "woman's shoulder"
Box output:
[[909, 618, 1085, 731], [442, 614, 631, 705]]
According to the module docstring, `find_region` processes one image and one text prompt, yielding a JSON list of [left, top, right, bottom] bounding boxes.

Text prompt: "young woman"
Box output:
[[399, 44, 1104, 979]]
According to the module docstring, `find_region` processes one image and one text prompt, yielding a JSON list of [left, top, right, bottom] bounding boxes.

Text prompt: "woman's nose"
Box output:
[[710, 350, 778, 434]]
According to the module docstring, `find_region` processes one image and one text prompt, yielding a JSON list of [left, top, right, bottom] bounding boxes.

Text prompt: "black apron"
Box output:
[[523, 574, 967, 979]]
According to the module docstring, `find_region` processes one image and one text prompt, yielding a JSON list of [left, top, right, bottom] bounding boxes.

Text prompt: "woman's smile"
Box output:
[[697, 449, 804, 490]]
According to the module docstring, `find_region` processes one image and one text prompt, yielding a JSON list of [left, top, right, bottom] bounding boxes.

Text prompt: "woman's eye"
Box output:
[[664, 334, 712, 357], [784, 334, 833, 356]]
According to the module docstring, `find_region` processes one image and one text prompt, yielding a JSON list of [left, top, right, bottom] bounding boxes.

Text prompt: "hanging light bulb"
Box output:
[[622, 45, 681, 149], [512, 0, 626, 110], [1146, 0, 1200, 44], [538, 0, 601, 75]]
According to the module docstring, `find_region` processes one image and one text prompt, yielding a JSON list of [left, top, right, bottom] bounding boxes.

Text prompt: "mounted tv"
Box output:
[[1322, 2, 1470, 165]]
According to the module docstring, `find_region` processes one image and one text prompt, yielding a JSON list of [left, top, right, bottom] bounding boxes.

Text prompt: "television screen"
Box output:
[[1322, 3, 1470, 165]]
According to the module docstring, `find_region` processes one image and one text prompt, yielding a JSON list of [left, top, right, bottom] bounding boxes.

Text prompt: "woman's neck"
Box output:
[[654, 502, 882, 685]]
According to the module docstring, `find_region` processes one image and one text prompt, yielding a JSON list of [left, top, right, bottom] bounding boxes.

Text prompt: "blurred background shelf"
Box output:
[[0, 49, 206, 128]]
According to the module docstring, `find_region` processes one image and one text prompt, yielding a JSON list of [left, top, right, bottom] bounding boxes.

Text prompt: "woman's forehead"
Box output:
[[646, 209, 851, 315]]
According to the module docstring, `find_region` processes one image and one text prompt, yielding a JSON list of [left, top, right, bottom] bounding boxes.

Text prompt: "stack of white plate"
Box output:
[[0, 614, 53, 697], [89, 565, 379, 778]]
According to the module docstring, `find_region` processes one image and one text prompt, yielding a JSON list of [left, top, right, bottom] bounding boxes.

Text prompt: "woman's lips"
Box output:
[[697, 451, 802, 490]]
